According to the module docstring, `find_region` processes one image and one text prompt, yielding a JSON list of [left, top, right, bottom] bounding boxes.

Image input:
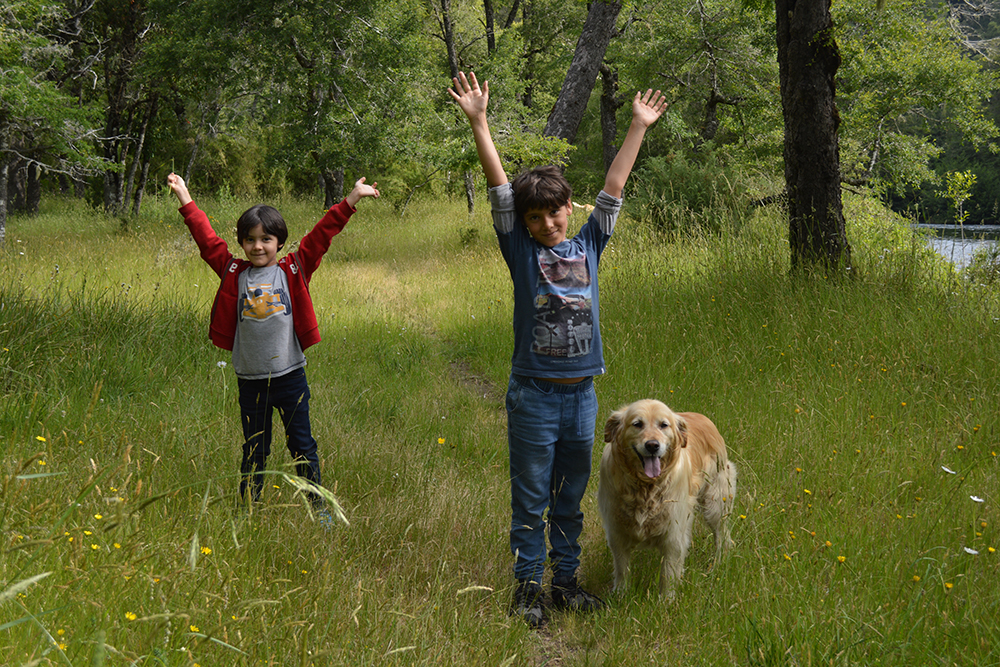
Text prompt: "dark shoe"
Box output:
[[509, 580, 546, 628], [551, 576, 605, 613]]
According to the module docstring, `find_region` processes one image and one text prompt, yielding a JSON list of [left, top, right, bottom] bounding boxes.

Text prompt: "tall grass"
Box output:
[[1, 189, 998, 665]]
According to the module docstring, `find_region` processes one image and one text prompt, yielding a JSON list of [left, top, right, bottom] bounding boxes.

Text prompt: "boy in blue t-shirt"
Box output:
[[449, 71, 666, 626]]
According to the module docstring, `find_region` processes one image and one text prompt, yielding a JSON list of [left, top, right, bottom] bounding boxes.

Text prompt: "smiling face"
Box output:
[[240, 224, 281, 267], [522, 201, 572, 247], [605, 400, 687, 480]]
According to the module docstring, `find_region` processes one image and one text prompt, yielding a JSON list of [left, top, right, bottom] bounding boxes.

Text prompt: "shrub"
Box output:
[[627, 153, 746, 233]]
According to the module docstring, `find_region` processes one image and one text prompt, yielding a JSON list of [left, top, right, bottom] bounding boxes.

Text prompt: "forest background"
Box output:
[[4, 1, 1000, 665], [5, 0, 1000, 233]]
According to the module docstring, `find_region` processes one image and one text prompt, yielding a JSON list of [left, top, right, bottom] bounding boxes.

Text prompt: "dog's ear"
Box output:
[[604, 410, 624, 443], [675, 414, 688, 448]]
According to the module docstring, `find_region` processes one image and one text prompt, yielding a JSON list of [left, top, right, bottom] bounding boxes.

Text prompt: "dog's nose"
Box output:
[[644, 441, 660, 454]]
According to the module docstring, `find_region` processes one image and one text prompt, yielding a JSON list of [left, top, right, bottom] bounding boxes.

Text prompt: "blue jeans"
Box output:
[[506, 374, 598, 583], [237, 368, 322, 505]]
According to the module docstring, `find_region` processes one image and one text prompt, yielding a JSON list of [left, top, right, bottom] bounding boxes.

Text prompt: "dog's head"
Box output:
[[604, 399, 687, 481]]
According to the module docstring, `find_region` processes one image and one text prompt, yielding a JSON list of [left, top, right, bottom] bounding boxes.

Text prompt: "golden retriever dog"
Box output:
[[598, 399, 736, 598]]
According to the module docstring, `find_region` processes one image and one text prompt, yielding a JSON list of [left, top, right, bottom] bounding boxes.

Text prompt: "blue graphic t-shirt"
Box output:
[[490, 184, 621, 378]]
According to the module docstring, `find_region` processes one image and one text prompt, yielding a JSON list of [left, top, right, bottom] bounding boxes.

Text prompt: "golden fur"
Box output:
[[598, 399, 736, 598]]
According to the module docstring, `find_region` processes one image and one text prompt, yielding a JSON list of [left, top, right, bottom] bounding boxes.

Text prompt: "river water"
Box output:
[[914, 225, 1000, 269]]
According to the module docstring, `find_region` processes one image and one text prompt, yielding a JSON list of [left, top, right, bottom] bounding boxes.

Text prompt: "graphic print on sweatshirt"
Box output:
[[239, 269, 291, 322], [531, 246, 593, 358]]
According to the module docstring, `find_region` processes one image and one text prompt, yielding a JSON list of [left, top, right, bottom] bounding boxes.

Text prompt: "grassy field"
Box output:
[[1, 187, 998, 666]]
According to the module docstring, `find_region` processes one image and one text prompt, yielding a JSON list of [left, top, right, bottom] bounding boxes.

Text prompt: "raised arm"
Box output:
[[603, 89, 667, 199], [448, 71, 508, 188]]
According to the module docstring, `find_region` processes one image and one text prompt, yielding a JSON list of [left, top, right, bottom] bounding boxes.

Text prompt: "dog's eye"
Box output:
[[659, 421, 669, 430], [631, 420, 643, 429]]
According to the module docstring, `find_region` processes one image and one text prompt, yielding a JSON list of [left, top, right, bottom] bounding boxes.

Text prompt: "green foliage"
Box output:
[[835, 0, 999, 192], [940, 170, 978, 225], [0, 0, 105, 176], [627, 153, 748, 232], [964, 243, 1000, 284]]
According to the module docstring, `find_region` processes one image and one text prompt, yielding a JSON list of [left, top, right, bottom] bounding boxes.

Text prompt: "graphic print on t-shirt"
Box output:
[[532, 246, 593, 358], [240, 277, 291, 322]]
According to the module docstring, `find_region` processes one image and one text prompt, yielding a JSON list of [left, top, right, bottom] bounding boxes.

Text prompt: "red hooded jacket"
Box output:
[[179, 199, 355, 351]]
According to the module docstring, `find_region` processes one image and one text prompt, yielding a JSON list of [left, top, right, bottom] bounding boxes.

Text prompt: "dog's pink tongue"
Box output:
[[644, 456, 661, 479]]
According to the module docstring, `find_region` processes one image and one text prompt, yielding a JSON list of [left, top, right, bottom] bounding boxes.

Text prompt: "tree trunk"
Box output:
[[464, 171, 475, 215], [0, 137, 8, 248], [543, 0, 622, 143], [776, 0, 851, 273], [184, 138, 200, 184], [599, 64, 624, 175], [322, 167, 345, 208], [25, 162, 40, 213], [123, 94, 158, 216], [484, 0, 496, 55], [132, 159, 150, 216], [520, 0, 536, 109], [440, 0, 460, 79], [437, 0, 476, 213]]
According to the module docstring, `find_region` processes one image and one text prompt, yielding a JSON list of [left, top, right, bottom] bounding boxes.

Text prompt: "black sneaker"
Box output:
[[550, 576, 605, 613], [509, 580, 546, 628]]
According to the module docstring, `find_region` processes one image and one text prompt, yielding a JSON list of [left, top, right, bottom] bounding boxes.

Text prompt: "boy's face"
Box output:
[[240, 224, 281, 267], [523, 201, 572, 247]]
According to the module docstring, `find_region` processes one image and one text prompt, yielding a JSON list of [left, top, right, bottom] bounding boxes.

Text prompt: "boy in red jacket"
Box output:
[[168, 173, 379, 519]]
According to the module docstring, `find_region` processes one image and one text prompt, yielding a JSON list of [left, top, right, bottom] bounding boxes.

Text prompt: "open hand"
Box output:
[[346, 177, 379, 208], [632, 89, 668, 129], [448, 71, 490, 120]]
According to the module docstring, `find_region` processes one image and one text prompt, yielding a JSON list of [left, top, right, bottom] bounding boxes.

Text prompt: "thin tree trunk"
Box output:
[[438, 0, 475, 213], [441, 0, 460, 79], [26, 162, 40, 213], [503, 0, 521, 28], [599, 64, 623, 175], [123, 94, 158, 213], [484, 0, 496, 54], [0, 137, 8, 248], [543, 0, 622, 143], [323, 167, 345, 208], [776, 0, 851, 272], [132, 159, 150, 216], [184, 139, 200, 184], [464, 171, 475, 215], [521, 0, 536, 109]]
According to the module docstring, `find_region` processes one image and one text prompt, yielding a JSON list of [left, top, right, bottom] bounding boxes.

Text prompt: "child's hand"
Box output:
[[448, 71, 490, 121], [167, 172, 192, 206], [346, 177, 379, 208], [631, 89, 668, 130]]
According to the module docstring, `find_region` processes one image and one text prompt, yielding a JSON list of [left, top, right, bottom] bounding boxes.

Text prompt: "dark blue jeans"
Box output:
[[237, 368, 322, 505], [506, 374, 598, 583]]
